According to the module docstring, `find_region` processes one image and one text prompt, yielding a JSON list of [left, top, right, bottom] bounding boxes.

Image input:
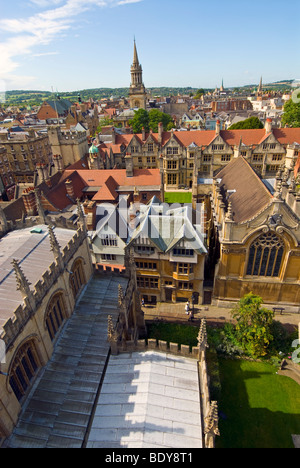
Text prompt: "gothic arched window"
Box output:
[[246, 232, 284, 277], [69, 258, 86, 299], [9, 341, 41, 402], [46, 292, 67, 341]]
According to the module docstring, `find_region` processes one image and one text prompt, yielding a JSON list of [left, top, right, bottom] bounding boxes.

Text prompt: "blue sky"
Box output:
[[0, 0, 299, 92]]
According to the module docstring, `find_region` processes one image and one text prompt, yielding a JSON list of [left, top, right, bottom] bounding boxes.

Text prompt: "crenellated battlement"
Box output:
[[0, 224, 88, 349]]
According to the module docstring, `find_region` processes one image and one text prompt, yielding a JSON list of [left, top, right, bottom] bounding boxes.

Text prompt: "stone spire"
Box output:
[[48, 224, 64, 269], [129, 39, 147, 109], [204, 401, 220, 436], [12, 259, 31, 296], [197, 317, 208, 353], [76, 198, 86, 233], [132, 38, 140, 68], [34, 188, 47, 224], [11, 259, 35, 311], [0, 205, 8, 233]]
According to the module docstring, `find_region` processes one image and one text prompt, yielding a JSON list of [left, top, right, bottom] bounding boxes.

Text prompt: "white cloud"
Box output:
[[0, 0, 143, 88], [33, 51, 59, 57]]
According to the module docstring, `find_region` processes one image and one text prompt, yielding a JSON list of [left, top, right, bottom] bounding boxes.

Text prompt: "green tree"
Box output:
[[148, 109, 173, 132], [281, 98, 300, 128], [96, 118, 114, 134], [228, 116, 264, 130], [194, 88, 205, 99], [230, 293, 275, 358], [129, 108, 174, 133], [129, 108, 149, 133]]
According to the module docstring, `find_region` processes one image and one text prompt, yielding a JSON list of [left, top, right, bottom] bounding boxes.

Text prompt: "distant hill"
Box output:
[[2, 80, 294, 108]]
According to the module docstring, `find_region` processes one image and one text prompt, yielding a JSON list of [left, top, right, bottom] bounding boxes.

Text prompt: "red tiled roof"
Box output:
[[44, 168, 161, 210], [44, 171, 87, 210], [92, 175, 119, 201], [115, 127, 300, 149]]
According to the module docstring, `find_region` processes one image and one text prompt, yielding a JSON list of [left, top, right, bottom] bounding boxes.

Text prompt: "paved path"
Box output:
[[86, 351, 202, 449], [143, 302, 300, 331], [5, 275, 128, 448]]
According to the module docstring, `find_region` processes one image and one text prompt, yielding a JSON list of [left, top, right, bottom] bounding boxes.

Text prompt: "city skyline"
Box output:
[[0, 0, 299, 92]]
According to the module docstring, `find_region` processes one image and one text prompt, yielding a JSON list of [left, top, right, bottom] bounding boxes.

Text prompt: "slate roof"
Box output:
[[216, 156, 273, 223], [0, 225, 75, 334], [128, 198, 207, 254]]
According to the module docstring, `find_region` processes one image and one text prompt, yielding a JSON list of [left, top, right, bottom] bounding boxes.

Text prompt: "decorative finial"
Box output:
[[11, 259, 31, 297], [204, 401, 220, 436]]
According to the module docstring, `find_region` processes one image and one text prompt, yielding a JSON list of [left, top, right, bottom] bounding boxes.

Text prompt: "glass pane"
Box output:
[[27, 348, 38, 372], [21, 357, 33, 381], [273, 247, 283, 277], [247, 246, 255, 275], [9, 376, 23, 401], [260, 248, 269, 276], [253, 246, 262, 276], [266, 247, 276, 276]]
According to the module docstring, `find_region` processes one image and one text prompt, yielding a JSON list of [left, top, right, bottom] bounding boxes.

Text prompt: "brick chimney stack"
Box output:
[[22, 187, 37, 216], [65, 179, 75, 199]]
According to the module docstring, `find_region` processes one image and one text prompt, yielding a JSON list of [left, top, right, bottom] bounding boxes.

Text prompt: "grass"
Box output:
[[164, 192, 192, 204], [147, 322, 198, 351], [216, 358, 300, 448], [147, 322, 300, 448]]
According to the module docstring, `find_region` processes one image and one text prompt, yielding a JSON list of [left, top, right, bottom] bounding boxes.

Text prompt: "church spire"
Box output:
[[129, 39, 147, 109], [133, 38, 140, 67]]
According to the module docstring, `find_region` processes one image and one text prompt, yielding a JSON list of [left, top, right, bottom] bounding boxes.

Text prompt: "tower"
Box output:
[[257, 76, 263, 96], [129, 40, 147, 109]]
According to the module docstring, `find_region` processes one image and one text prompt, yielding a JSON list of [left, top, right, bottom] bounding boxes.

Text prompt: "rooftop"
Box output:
[[0, 225, 75, 333], [216, 156, 273, 223], [87, 351, 202, 448]]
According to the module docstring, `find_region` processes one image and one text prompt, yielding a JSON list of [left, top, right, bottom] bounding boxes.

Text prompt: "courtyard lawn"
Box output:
[[216, 359, 300, 448], [164, 192, 192, 204], [147, 322, 198, 351]]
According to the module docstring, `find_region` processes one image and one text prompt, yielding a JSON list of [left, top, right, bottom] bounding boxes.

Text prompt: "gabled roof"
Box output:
[[113, 127, 300, 151], [42, 168, 161, 211], [128, 199, 207, 254], [216, 156, 273, 223]]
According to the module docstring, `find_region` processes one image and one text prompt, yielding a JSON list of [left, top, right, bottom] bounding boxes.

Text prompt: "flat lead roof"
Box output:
[[0, 225, 75, 333]]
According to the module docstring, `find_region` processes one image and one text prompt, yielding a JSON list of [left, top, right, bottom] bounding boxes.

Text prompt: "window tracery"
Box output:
[[246, 232, 284, 277]]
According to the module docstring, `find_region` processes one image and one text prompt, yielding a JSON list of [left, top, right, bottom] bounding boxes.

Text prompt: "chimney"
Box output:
[[41, 163, 49, 183], [36, 162, 44, 181], [215, 120, 221, 135], [111, 127, 116, 144], [133, 186, 140, 203], [142, 127, 146, 140], [83, 200, 97, 230], [125, 153, 134, 177], [265, 118, 272, 134], [65, 179, 75, 199], [53, 154, 63, 171], [22, 187, 37, 216]]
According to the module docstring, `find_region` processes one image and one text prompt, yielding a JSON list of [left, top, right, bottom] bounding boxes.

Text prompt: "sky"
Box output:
[[0, 0, 299, 92]]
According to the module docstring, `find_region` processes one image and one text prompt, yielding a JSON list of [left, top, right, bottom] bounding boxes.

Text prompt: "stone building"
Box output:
[[97, 119, 300, 191], [128, 40, 147, 110], [127, 197, 207, 305], [47, 126, 89, 168], [207, 156, 300, 311], [0, 206, 93, 440], [0, 129, 52, 185], [0, 146, 15, 200]]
